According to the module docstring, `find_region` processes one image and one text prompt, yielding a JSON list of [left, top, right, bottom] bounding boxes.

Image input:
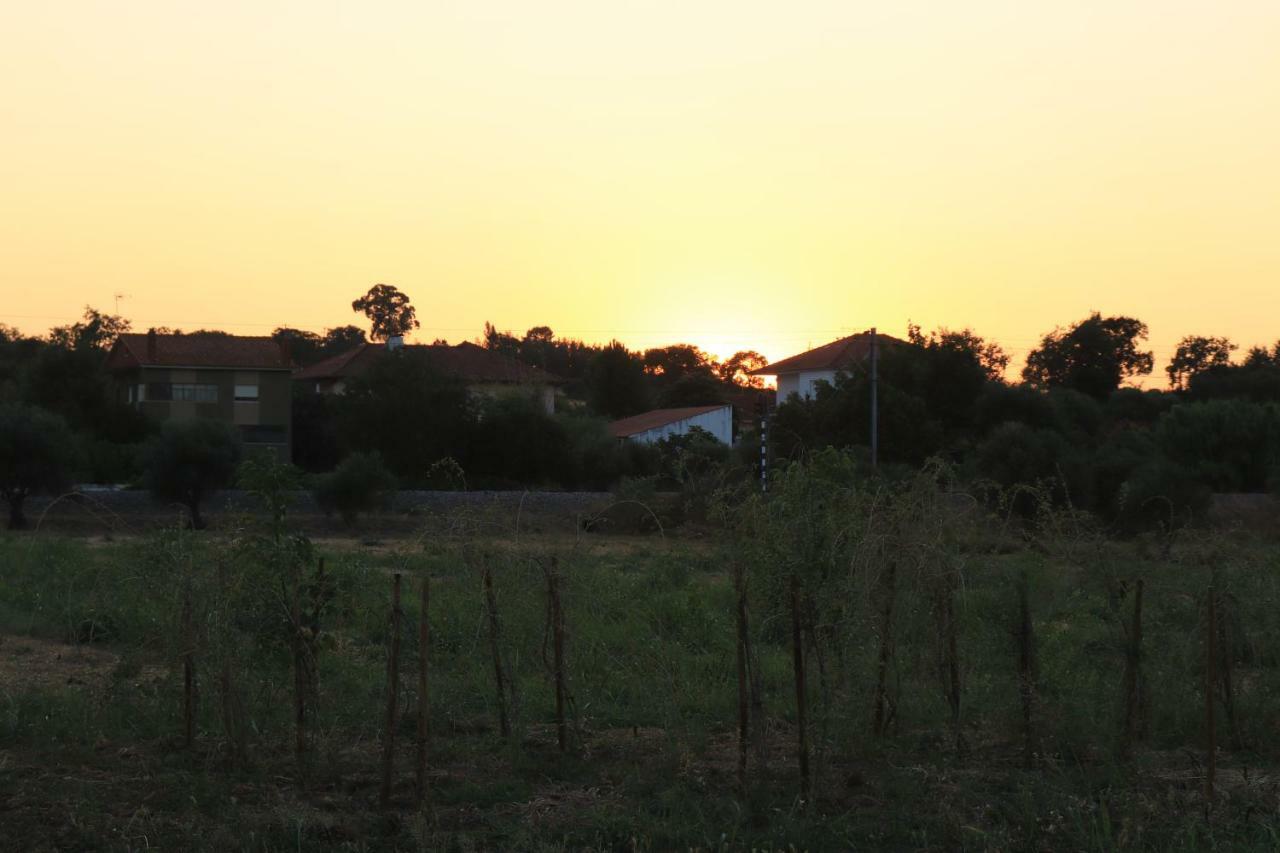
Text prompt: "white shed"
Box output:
[[609, 405, 733, 446]]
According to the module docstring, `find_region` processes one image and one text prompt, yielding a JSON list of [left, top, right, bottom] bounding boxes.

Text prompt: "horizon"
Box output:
[[4, 2, 1279, 384]]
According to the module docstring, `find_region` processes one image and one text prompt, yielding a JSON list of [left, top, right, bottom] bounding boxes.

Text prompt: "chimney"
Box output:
[[146, 328, 157, 362], [278, 337, 293, 366], [387, 335, 404, 351]]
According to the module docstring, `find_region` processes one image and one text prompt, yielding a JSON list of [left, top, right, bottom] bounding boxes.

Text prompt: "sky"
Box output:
[[2, 1, 1278, 381]]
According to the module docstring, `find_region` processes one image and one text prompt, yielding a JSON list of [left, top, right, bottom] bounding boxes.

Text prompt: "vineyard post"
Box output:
[[482, 557, 511, 740], [417, 573, 430, 805], [291, 556, 307, 771], [548, 558, 568, 753], [872, 560, 897, 738], [790, 572, 810, 801], [1016, 568, 1036, 768], [1205, 585, 1216, 807], [733, 560, 750, 793], [182, 579, 196, 749], [1118, 578, 1145, 759], [380, 572, 403, 809]]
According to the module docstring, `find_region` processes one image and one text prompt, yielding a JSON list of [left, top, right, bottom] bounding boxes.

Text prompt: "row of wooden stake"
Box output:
[[178, 560, 1236, 811]]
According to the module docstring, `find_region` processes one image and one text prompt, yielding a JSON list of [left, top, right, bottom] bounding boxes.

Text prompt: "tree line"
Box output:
[[2, 294, 1279, 530]]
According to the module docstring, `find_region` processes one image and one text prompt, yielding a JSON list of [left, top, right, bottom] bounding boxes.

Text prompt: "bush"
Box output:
[[1112, 456, 1211, 533], [315, 452, 396, 525], [144, 419, 242, 529], [1155, 400, 1280, 492], [0, 403, 79, 529]]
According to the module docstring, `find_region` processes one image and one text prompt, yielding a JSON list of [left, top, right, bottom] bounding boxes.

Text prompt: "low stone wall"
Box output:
[[24, 489, 617, 534]]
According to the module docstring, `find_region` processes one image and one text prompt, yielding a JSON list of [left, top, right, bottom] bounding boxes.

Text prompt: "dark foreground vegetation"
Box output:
[[2, 456, 1279, 851]]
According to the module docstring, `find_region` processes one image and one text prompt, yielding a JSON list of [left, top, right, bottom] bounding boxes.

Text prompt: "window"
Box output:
[[144, 383, 218, 403], [240, 424, 287, 444], [234, 384, 259, 402]]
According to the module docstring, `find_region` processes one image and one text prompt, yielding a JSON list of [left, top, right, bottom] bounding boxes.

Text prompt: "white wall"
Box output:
[[777, 369, 838, 401], [630, 406, 733, 445]]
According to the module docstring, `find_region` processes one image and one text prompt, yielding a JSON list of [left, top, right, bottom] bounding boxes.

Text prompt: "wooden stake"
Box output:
[[181, 583, 196, 749], [872, 561, 897, 738], [1016, 569, 1036, 768], [547, 558, 568, 753], [292, 559, 307, 766], [1205, 586, 1216, 806], [1119, 579, 1144, 759], [416, 573, 430, 805], [482, 559, 510, 740], [790, 573, 810, 801], [733, 561, 750, 793], [380, 572, 403, 809]]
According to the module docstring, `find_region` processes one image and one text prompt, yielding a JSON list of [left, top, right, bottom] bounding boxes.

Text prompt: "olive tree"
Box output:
[[145, 420, 242, 529], [0, 404, 78, 529]]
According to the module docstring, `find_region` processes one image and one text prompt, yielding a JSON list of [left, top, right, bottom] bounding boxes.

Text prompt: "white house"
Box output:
[[750, 330, 905, 401], [609, 405, 733, 445]]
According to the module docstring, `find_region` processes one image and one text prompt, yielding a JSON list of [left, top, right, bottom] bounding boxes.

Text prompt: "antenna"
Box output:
[[114, 292, 129, 314]]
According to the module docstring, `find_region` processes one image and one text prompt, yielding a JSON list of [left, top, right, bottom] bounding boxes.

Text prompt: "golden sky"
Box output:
[[3, 1, 1278, 378]]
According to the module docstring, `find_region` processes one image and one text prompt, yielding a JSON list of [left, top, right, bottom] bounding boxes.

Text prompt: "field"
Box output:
[[2, 481, 1280, 851]]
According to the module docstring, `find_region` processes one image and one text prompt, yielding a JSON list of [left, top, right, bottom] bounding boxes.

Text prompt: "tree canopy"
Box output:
[[352, 284, 420, 340], [0, 404, 78, 529], [1022, 313, 1154, 399]]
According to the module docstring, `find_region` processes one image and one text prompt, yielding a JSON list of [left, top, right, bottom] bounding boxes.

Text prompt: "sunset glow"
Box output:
[[3, 1, 1279, 377]]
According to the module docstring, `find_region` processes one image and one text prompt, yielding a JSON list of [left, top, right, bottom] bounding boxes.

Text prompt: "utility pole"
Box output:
[[759, 407, 769, 494], [869, 327, 879, 470]]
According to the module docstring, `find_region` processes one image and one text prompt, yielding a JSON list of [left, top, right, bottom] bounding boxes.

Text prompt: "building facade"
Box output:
[[750, 330, 905, 401], [609, 405, 734, 445], [107, 331, 294, 457]]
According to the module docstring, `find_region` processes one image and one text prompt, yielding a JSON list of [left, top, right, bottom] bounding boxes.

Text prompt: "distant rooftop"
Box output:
[[292, 341, 564, 385], [608, 405, 729, 438], [107, 332, 292, 370], [749, 330, 907, 375]]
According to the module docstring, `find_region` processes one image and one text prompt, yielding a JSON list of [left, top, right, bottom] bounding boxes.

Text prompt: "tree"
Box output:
[[272, 327, 323, 366], [321, 325, 367, 356], [1166, 335, 1236, 390], [717, 350, 768, 388], [314, 452, 396, 526], [1022, 313, 1154, 399], [352, 284, 420, 340], [642, 344, 717, 381], [658, 373, 726, 408], [335, 348, 472, 481], [482, 321, 520, 358], [586, 342, 650, 419], [47, 306, 131, 352], [144, 420, 242, 529], [0, 404, 78, 529]]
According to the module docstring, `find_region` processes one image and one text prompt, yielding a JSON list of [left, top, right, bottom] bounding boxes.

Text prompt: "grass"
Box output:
[[1, 513, 1279, 850]]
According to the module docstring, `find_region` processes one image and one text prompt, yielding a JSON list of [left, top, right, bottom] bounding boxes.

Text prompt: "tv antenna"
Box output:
[[114, 292, 129, 314]]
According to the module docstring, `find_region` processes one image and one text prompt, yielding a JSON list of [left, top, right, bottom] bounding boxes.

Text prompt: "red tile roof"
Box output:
[[107, 333, 292, 370], [749, 330, 907, 375], [608, 405, 729, 438], [292, 341, 564, 385]]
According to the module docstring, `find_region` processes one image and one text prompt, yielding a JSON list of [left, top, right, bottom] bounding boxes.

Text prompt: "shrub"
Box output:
[[1112, 456, 1211, 533], [144, 419, 242, 529], [0, 403, 79, 529], [1155, 400, 1280, 492], [315, 452, 396, 525]]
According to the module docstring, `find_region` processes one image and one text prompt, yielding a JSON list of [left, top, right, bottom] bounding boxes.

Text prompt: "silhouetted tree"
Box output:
[[0, 404, 78, 529], [352, 284, 420, 340], [1022, 313, 1153, 399], [586, 342, 649, 419], [1167, 335, 1236, 390], [659, 373, 726, 408], [717, 350, 768, 388], [314, 451, 396, 525], [47, 306, 131, 352], [144, 420, 242, 529], [482, 322, 520, 357]]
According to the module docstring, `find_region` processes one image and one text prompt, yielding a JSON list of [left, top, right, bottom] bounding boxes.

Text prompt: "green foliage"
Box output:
[[1155, 400, 1280, 492], [0, 403, 79, 529], [335, 347, 472, 481], [585, 341, 650, 418], [351, 283, 420, 340], [314, 451, 395, 525], [144, 419, 242, 528], [1022, 312, 1154, 398], [1167, 334, 1236, 390]]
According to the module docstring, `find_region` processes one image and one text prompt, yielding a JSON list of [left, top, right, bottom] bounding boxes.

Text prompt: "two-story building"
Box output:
[[750, 330, 905, 401], [292, 339, 564, 414], [106, 331, 294, 458]]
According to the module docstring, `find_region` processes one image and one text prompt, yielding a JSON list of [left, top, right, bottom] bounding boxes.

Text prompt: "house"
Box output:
[[749, 329, 905, 401], [609, 405, 734, 445], [292, 339, 564, 415], [106, 330, 294, 457]]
